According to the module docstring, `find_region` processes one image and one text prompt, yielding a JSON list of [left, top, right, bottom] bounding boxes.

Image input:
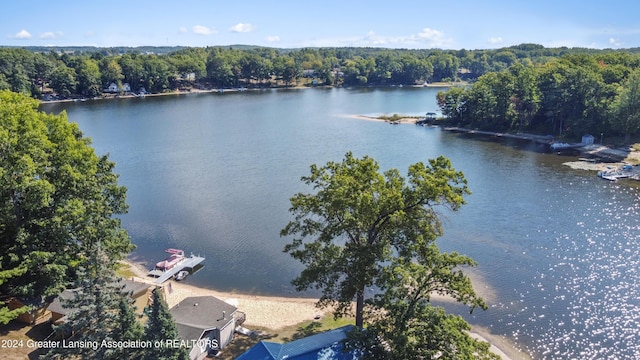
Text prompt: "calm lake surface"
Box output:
[[41, 88, 640, 359]]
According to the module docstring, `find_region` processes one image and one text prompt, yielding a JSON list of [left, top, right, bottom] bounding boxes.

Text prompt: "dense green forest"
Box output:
[[2, 44, 640, 141], [1, 44, 639, 98], [436, 53, 640, 141]]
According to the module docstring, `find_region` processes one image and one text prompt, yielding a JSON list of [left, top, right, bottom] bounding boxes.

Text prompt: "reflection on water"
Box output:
[[516, 184, 640, 358], [42, 88, 640, 358]]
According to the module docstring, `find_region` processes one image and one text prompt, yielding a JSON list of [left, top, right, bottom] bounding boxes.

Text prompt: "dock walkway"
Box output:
[[147, 255, 205, 284]]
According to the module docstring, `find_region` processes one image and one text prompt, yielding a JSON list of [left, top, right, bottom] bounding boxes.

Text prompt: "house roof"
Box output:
[[170, 296, 237, 340], [46, 289, 77, 316], [176, 323, 208, 345], [236, 341, 282, 360], [121, 279, 151, 297], [237, 325, 357, 360], [47, 279, 151, 316]]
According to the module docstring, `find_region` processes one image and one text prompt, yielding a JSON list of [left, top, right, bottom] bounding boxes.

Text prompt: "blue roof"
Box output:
[[236, 341, 282, 360], [237, 325, 358, 360]]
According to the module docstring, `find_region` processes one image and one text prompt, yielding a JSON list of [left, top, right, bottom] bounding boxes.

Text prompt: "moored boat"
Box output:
[[174, 270, 189, 281], [598, 167, 632, 181], [155, 248, 185, 270]]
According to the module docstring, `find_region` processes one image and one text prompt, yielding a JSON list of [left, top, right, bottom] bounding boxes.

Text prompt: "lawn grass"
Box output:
[[114, 261, 136, 278]]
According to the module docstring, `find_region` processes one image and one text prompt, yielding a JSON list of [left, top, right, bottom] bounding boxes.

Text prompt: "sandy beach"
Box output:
[[123, 260, 528, 359], [123, 260, 325, 330], [344, 114, 421, 124]]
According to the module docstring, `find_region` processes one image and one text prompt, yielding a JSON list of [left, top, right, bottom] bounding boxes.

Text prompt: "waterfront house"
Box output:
[[169, 295, 245, 359], [237, 325, 358, 360], [105, 82, 131, 93], [106, 82, 119, 93]]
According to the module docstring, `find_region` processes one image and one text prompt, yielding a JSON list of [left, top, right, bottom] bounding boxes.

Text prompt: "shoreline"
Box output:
[[346, 114, 421, 124], [38, 82, 460, 105], [122, 259, 325, 330], [123, 259, 529, 359], [39, 87, 274, 104]]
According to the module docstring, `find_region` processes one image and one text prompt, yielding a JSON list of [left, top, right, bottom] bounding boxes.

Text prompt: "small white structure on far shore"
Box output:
[[582, 134, 595, 145]]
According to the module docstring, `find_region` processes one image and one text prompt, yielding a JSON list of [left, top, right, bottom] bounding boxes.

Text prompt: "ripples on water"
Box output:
[[491, 182, 640, 359], [42, 90, 640, 359]]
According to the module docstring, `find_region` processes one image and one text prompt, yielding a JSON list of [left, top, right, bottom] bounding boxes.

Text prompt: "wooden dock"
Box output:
[[147, 255, 205, 284]]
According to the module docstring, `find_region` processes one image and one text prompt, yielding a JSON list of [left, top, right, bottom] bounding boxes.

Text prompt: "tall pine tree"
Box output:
[[45, 245, 143, 360], [110, 295, 144, 359], [142, 288, 189, 360]]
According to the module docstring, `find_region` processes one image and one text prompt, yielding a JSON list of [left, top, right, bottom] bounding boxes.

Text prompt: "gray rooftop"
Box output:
[[121, 279, 151, 297], [170, 296, 237, 340], [47, 279, 151, 316], [46, 289, 77, 316]]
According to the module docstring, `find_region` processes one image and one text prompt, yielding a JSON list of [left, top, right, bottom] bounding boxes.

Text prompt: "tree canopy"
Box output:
[[0, 90, 133, 321], [609, 68, 640, 143], [142, 288, 189, 360], [281, 152, 492, 357], [437, 54, 640, 141], [4, 44, 640, 100]]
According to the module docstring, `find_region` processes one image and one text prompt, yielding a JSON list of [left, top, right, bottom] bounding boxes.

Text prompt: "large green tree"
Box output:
[[75, 58, 102, 97], [0, 91, 133, 321], [100, 58, 125, 89], [610, 68, 640, 143], [49, 64, 77, 98], [345, 248, 495, 359], [437, 87, 467, 124], [281, 152, 479, 328]]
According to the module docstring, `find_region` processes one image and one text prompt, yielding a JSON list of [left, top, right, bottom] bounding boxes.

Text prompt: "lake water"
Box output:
[[41, 88, 640, 359]]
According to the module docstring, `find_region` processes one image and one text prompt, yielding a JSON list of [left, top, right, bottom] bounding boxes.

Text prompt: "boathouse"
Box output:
[[170, 295, 245, 359]]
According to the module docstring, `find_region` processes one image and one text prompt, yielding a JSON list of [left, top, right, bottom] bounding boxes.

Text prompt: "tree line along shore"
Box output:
[[3, 43, 639, 146], [0, 43, 638, 100]]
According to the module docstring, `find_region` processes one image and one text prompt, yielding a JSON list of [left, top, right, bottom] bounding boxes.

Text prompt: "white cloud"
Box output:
[[290, 27, 452, 49], [361, 31, 393, 46], [9, 29, 32, 39], [40, 31, 63, 39], [229, 23, 254, 33], [193, 25, 217, 35], [266, 35, 280, 43], [609, 37, 622, 47], [416, 28, 444, 41], [369, 28, 452, 48], [488, 37, 504, 44]]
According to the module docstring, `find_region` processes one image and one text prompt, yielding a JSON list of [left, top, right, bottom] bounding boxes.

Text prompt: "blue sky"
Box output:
[[3, 0, 639, 50]]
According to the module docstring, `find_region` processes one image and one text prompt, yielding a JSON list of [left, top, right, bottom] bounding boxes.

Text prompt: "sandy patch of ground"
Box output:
[[124, 260, 523, 359], [123, 260, 326, 330], [342, 114, 419, 124], [470, 327, 531, 360]]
